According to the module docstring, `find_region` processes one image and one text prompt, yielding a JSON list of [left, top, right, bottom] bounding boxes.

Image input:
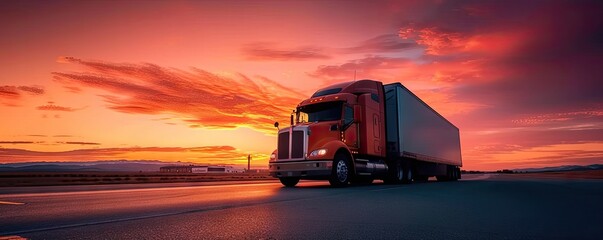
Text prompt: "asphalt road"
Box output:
[[0, 174, 601, 240]]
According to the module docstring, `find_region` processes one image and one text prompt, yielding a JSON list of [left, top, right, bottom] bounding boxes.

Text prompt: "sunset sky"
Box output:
[[1, 0, 602, 170]]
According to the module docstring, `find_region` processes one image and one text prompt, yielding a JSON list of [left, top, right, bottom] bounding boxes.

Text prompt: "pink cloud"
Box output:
[[241, 42, 330, 61], [310, 55, 413, 80]]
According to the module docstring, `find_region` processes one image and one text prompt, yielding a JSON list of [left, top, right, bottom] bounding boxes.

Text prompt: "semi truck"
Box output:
[[269, 80, 462, 187]]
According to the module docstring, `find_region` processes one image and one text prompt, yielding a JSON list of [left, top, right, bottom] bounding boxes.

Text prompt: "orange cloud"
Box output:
[[0, 85, 45, 106], [411, 27, 466, 56], [53, 57, 306, 134], [36, 103, 77, 112], [398, 26, 527, 58]]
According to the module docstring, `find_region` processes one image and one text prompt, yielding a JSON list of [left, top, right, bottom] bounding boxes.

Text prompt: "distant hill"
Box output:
[[0, 160, 197, 172], [513, 164, 603, 173]]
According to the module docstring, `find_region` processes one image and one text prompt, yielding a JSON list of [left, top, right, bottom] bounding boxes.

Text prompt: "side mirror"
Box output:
[[274, 122, 279, 129]]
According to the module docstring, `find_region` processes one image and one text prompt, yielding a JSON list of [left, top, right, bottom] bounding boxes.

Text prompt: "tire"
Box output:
[[403, 167, 413, 184], [329, 153, 351, 187], [384, 160, 404, 184], [279, 177, 300, 187], [437, 165, 454, 182], [451, 167, 458, 181]]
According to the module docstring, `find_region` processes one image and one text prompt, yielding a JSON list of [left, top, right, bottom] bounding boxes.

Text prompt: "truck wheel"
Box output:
[[279, 177, 300, 187], [385, 160, 403, 184], [403, 167, 413, 184], [329, 153, 351, 187], [451, 167, 459, 181]]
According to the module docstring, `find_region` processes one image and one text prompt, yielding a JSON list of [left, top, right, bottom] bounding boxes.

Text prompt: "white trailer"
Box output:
[[384, 83, 462, 181]]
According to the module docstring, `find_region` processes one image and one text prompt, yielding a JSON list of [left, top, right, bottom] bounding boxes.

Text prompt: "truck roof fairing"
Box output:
[[312, 79, 381, 98], [297, 92, 356, 108]]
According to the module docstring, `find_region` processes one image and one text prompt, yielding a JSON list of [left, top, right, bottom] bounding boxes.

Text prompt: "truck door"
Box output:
[[361, 93, 384, 157]]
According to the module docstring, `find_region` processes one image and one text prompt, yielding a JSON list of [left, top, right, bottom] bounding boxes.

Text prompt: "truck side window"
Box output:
[[343, 105, 354, 127], [371, 93, 380, 103]]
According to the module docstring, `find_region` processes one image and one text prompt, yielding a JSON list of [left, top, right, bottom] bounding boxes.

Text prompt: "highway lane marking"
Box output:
[[0, 201, 25, 205]]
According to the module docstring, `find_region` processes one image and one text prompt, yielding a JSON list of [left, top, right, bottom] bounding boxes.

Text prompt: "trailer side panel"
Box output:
[[384, 83, 462, 166]]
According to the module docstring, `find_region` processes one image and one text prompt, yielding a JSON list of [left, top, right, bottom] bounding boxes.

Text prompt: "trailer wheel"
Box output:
[[451, 167, 459, 181], [404, 167, 413, 184], [329, 153, 351, 187], [279, 177, 300, 187]]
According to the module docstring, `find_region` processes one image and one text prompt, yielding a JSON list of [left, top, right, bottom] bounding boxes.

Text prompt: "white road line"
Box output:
[[0, 201, 25, 205]]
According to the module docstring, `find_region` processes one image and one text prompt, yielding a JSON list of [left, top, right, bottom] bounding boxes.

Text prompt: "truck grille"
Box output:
[[277, 129, 306, 159], [277, 132, 289, 159], [291, 131, 304, 158]]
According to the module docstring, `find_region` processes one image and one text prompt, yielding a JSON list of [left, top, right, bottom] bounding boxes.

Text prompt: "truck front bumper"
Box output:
[[269, 160, 332, 179]]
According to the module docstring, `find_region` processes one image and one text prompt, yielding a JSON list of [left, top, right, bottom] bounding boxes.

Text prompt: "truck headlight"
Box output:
[[309, 149, 327, 157], [270, 153, 276, 161]]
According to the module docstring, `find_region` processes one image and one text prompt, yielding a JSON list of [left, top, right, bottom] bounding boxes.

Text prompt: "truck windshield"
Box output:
[[297, 102, 342, 123]]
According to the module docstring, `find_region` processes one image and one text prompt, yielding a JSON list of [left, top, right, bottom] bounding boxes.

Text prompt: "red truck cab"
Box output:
[[269, 80, 388, 187]]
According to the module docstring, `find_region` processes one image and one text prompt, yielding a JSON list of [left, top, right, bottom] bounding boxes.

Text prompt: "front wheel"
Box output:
[[279, 177, 300, 187], [329, 153, 351, 187]]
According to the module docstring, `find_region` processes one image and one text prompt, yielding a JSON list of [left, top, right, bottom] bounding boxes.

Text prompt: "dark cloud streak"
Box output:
[[58, 141, 101, 145], [341, 34, 418, 53]]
